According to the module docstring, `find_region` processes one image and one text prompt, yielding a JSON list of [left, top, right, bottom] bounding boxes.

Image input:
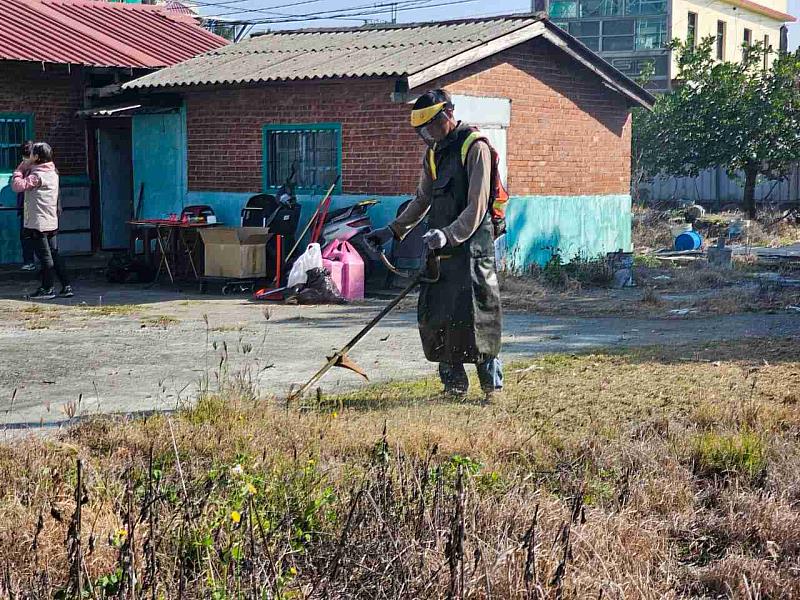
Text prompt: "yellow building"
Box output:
[[545, 0, 795, 90], [674, 0, 792, 65]]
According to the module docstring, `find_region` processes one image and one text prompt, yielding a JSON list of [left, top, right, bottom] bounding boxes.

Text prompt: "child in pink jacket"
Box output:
[[12, 142, 72, 300]]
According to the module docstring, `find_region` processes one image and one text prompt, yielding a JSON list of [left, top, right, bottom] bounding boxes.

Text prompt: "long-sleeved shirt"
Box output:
[[389, 139, 491, 247], [12, 161, 60, 232], [13, 161, 31, 212]]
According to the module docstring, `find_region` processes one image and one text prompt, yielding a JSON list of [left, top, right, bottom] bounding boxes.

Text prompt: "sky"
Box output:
[[789, 0, 800, 50], [196, 0, 800, 49], [197, 0, 538, 31]]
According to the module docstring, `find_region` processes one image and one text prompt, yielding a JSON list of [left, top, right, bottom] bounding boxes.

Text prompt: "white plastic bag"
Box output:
[[287, 243, 323, 288]]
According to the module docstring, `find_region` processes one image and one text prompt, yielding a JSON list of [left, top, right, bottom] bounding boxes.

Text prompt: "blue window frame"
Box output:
[[262, 123, 341, 193], [0, 113, 33, 174]]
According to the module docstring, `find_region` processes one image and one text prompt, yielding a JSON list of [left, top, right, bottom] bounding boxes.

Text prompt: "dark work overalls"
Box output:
[[417, 123, 503, 394]]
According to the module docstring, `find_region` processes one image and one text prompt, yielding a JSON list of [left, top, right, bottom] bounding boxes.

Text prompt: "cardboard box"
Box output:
[[199, 227, 271, 278]]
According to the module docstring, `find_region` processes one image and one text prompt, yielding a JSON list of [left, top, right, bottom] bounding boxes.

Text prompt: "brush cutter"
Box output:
[[287, 250, 440, 402]]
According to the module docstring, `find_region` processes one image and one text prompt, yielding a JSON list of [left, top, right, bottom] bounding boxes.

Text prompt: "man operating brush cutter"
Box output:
[[289, 90, 504, 405], [367, 89, 504, 404]]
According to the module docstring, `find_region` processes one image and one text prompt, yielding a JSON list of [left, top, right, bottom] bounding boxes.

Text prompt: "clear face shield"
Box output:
[[414, 110, 447, 148], [415, 123, 438, 148]]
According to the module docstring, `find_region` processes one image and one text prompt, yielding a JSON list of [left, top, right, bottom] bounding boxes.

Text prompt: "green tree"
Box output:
[[635, 38, 800, 217]]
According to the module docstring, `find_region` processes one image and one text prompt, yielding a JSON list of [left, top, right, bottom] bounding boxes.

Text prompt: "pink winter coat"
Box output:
[[12, 162, 60, 232]]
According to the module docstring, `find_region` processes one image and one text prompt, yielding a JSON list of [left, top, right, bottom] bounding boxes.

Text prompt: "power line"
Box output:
[[210, 0, 478, 24], [193, 0, 405, 26], [239, 1, 469, 25], [202, 0, 432, 21], [190, 0, 325, 15]]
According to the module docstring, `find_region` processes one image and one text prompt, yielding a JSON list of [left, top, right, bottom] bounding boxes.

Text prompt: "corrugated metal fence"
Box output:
[[637, 164, 800, 209]]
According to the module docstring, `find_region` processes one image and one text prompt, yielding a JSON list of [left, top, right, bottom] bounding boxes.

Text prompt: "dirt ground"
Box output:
[[0, 275, 798, 433]]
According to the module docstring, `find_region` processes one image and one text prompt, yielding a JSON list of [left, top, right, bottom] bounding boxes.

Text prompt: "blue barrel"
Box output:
[[674, 230, 703, 251]]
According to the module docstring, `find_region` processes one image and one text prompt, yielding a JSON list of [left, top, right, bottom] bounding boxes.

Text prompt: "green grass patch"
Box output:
[[691, 431, 768, 480]]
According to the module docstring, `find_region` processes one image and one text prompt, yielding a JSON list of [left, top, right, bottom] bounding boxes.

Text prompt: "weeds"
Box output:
[[505, 251, 615, 294], [20, 305, 58, 330], [81, 305, 139, 317], [210, 324, 246, 333], [633, 253, 661, 268], [632, 208, 676, 251], [24, 318, 54, 330], [640, 286, 663, 306], [140, 315, 180, 329], [691, 431, 768, 480], [0, 338, 799, 597]]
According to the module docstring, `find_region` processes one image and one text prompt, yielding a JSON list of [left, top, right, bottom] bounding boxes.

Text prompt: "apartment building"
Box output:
[[536, 0, 795, 90]]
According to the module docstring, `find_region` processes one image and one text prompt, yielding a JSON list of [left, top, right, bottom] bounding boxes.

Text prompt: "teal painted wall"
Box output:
[[186, 190, 409, 239], [505, 194, 632, 270], [0, 180, 22, 265], [0, 113, 34, 264], [186, 191, 632, 270]]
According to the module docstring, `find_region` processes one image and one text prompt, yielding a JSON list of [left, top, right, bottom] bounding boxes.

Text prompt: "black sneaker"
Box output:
[[59, 286, 74, 298], [29, 287, 56, 300]]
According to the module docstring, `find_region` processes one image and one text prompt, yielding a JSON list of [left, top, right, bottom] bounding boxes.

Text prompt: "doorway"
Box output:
[[97, 124, 133, 250]]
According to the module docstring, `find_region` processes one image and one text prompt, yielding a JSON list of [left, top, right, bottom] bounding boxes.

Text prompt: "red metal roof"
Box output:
[[0, 0, 229, 69], [164, 0, 196, 16]]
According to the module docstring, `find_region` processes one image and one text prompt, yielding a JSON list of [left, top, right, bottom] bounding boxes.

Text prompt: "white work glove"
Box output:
[[422, 228, 447, 250]]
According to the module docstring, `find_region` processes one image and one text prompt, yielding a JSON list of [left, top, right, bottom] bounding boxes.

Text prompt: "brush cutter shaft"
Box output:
[[288, 252, 439, 402]]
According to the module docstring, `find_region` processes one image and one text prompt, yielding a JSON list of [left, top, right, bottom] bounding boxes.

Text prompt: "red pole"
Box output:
[[274, 234, 282, 286]]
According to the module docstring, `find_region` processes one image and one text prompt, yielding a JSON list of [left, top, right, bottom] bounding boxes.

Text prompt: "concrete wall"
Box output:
[[506, 194, 632, 269]]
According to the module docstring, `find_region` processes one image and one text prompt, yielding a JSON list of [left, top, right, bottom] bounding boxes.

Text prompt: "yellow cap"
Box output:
[[410, 102, 446, 127]]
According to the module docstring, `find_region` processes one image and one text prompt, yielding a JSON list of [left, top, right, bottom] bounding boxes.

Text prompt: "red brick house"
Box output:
[[0, 0, 227, 264], [124, 14, 654, 269]]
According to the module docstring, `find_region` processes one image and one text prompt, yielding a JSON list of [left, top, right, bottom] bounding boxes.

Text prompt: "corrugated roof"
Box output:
[[0, 0, 228, 69], [123, 14, 655, 109], [124, 16, 541, 88], [164, 0, 198, 17]]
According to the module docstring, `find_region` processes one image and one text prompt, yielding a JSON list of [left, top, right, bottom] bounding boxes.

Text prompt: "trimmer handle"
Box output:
[[380, 250, 440, 283]]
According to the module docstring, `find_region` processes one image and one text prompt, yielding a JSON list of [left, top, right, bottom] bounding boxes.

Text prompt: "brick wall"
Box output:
[[432, 38, 632, 196], [0, 62, 87, 176], [185, 37, 632, 196], [186, 79, 424, 195]]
